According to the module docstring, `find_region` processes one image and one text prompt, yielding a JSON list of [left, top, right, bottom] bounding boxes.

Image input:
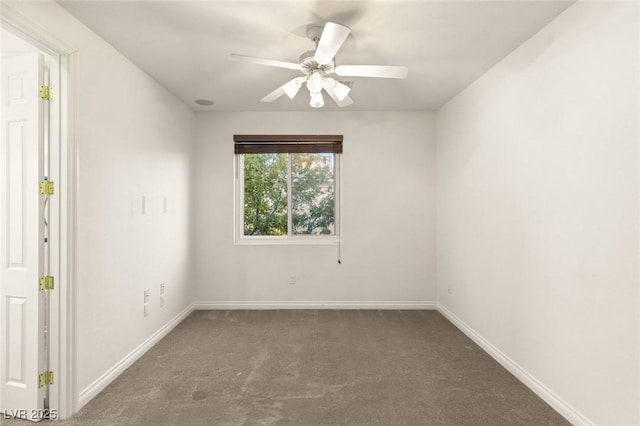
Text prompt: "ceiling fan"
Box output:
[[230, 22, 408, 108]]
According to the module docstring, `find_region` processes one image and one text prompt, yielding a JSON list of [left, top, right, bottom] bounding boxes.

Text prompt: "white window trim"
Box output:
[[234, 153, 340, 245]]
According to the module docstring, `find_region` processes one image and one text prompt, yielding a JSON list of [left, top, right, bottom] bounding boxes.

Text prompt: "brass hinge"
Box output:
[[39, 85, 54, 101], [39, 371, 54, 387], [39, 181, 54, 195], [39, 275, 54, 291]]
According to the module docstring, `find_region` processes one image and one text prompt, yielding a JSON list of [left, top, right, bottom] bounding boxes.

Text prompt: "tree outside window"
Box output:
[[242, 153, 336, 237]]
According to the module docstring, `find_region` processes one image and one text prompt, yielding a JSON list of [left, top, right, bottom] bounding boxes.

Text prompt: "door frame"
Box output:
[[1, 4, 77, 420]]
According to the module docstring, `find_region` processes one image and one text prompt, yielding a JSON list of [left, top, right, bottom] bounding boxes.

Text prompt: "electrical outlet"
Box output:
[[289, 275, 296, 285], [160, 283, 165, 308]]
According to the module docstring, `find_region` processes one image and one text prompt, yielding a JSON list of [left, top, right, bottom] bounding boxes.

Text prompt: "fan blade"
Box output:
[[324, 84, 353, 108], [314, 22, 351, 65], [335, 64, 408, 79], [260, 77, 306, 103], [229, 54, 301, 71]]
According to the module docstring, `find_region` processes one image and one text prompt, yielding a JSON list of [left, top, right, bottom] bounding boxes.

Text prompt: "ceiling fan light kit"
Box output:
[[230, 21, 408, 109], [310, 91, 325, 108], [283, 78, 303, 99], [306, 71, 324, 93], [327, 79, 351, 101]]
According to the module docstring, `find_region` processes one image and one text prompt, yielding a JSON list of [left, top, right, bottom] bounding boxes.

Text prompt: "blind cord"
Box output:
[[338, 155, 342, 264]]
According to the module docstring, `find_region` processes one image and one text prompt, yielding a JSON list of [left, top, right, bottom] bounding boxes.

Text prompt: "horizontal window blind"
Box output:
[[234, 134, 343, 154]]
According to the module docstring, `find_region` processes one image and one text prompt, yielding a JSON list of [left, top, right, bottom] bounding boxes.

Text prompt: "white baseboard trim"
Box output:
[[436, 303, 592, 426], [77, 303, 195, 409], [193, 301, 438, 310]]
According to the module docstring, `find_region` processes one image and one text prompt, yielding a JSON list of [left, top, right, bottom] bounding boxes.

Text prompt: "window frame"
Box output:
[[234, 135, 341, 245]]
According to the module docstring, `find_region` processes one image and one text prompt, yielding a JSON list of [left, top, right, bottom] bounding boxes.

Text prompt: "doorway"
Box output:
[[0, 19, 75, 420]]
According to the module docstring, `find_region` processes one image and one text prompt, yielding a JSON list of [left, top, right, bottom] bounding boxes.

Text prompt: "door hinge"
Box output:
[[39, 371, 54, 387], [39, 85, 54, 101], [39, 275, 54, 291], [39, 180, 54, 195]]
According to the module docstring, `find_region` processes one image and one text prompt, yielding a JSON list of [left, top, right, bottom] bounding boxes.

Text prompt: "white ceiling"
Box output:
[[58, 0, 574, 112]]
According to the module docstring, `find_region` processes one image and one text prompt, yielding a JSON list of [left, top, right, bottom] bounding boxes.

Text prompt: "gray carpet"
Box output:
[[5, 310, 570, 425]]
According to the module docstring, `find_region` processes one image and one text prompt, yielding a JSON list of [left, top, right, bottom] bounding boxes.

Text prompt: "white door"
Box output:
[[0, 53, 47, 421]]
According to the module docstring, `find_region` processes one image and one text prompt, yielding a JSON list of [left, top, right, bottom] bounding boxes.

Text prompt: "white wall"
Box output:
[[193, 111, 436, 307], [3, 1, 196, 400], [436, 2, 639, 425]]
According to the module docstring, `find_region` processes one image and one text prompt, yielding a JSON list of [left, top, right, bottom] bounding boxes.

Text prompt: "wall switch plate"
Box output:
[[159, 284, 165, 307], [144, 289, 150, 316]]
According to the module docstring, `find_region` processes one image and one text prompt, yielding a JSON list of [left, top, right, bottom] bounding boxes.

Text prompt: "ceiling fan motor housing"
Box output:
[[299, 50, 335, 75]]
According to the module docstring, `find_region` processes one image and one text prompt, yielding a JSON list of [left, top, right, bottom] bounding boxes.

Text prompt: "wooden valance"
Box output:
[[234, 134, 343, 154]]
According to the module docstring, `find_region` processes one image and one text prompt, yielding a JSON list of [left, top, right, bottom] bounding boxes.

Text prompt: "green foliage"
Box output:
[[243, 153, 287, 235], [243, 153, 335, 236], [292, 154, 335, 235]]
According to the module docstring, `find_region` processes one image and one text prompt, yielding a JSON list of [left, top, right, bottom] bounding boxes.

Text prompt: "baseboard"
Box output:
[[436, 303, 592, 426], [77, 303, 194, 409], [193, 301, 438, 310]]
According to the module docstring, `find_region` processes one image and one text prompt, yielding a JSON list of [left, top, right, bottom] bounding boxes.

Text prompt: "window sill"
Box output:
[[234, 236, 339, 246]]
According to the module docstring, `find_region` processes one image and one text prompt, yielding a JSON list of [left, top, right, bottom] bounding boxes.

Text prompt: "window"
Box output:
[[235, 135, 341, 242]]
